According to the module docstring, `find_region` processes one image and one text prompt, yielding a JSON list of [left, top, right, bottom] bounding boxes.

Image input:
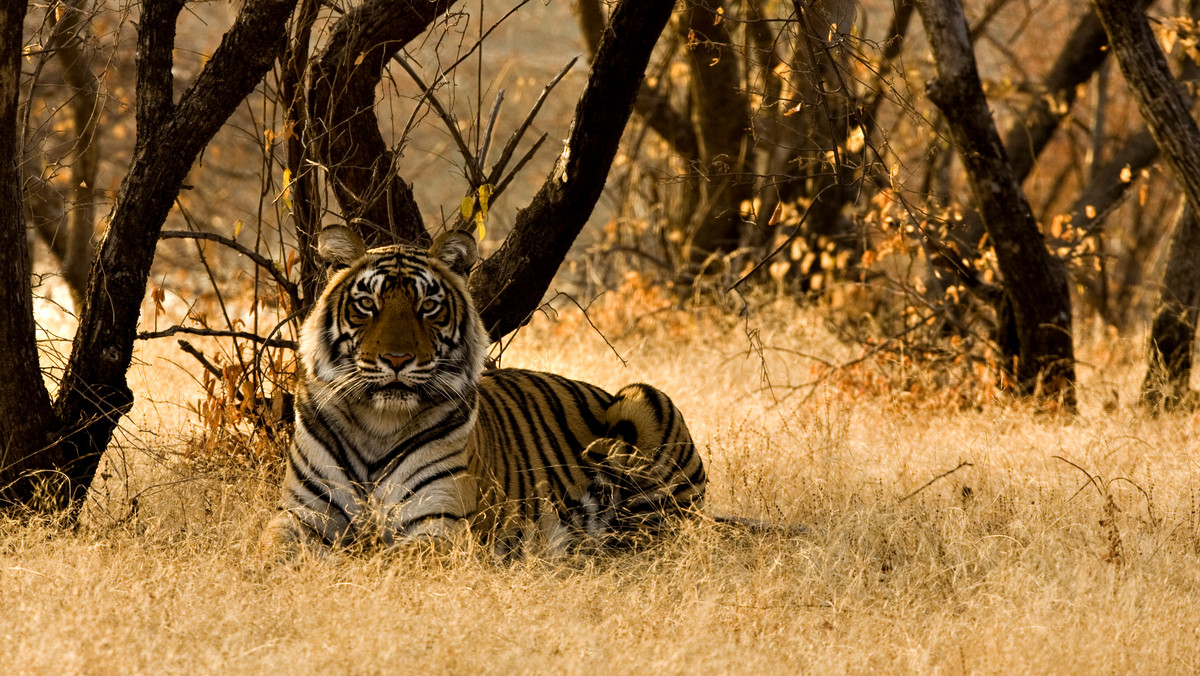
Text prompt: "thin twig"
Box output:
[[177, 339, 222, 379], [541, 291, 627, 366], [897, 461, 974, 504], [393, 53, 481, 185], [491, 132, 547, 200], [137, 326, 297, 350], [478, 89, 505, 170], [489, 55, 578, 184]]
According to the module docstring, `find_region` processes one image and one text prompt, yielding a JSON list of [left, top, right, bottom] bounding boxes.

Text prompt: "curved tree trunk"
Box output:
[[44, 0, 298, 510], [916, 0, 1077, 409]]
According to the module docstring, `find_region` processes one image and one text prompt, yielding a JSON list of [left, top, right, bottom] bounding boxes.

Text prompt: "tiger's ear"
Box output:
[[317, 225, 366, 270], [429, 230, 477, 277]]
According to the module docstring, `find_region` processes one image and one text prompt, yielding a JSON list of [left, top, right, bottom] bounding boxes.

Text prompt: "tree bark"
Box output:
[[468, 0, 677, 340], [307, 0, 463, 248], [1090, 0, 1200, 409], [283, 0, 323, 308], [1142, 201, 1200, 410], [1092, 0, 1200, 214], [677, 0, 754, 258], [0, 0, 65, 507], [48, 0, 297, 509], [916, 0, 1077, 408]]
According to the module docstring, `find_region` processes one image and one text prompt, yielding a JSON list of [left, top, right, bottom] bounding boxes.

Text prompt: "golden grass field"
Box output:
[[5, 292, 1200, 674]]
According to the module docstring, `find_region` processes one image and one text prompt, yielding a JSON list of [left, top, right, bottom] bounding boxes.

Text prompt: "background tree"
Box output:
[[1091, 0, 1200, 409]]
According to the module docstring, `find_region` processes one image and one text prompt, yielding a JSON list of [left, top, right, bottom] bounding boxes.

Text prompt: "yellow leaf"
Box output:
[[474, 211, 486, 240], [478, 184, 491, 218], [280, 166, 292, 211], [1120, 165, 1133, 182], [234, 219, 244, 238], [460, 195, 474, 221]]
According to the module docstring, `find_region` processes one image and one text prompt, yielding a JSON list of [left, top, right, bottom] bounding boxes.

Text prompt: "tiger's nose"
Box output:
[[381, 353, 414, 370]]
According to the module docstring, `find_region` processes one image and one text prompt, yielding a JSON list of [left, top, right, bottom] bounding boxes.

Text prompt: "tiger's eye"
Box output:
[[419, 299, 439, 315], [354, 297, 376, 315]]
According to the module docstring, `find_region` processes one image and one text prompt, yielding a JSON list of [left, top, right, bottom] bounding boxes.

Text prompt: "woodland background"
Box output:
[[2, 0, 1200, 671]]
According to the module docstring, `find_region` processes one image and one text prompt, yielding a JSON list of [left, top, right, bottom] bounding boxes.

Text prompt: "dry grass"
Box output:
[[7, 299, 1200, 674]]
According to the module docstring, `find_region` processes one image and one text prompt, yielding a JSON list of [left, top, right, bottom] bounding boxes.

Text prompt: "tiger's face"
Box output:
[[299, 228, 487, 412]]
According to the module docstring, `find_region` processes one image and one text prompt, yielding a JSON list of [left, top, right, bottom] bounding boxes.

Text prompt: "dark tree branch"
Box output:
[[1063, 127, 1159, 234], [1001, 6, 1133, 183], [135, 0, 184, 151], [282, 0, 323, 308], [307, 0, 463, 247], [468, 0, 677, 340], [489, 56, 577, 187], [137, 326, 297, 350], [160, 230, 299, 307]]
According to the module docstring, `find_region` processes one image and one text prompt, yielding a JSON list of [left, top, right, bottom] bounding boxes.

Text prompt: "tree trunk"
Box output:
[[47, 0, 297, 509], [0, 0, 65, 508], [1142, 201, 1200, 410], [469, 0, 677, 340], [307, 0, 463, 248], [916, 0, 1077, 408], [677, 0, 754, 259], [1090, 0, 1200, 411]]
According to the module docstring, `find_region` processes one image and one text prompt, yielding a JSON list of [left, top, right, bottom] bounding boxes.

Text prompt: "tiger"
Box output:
[[263, 225, 706, 558]]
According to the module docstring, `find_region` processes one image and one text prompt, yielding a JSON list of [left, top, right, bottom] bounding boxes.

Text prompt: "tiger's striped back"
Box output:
[[469, 369, 705, 551]]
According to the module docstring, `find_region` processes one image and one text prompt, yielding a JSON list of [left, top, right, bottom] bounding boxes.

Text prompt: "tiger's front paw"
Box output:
[[259, 511, 323, 567]]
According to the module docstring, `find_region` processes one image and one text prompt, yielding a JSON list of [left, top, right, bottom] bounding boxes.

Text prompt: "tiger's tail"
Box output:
[[583, 383, 706, 521]]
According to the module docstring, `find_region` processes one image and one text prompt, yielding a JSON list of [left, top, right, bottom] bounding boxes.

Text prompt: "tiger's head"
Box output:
[[299, 226, 488, 412]]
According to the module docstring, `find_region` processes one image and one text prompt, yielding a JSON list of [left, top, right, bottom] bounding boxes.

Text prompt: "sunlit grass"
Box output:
[[7, 297, 1200, 673]]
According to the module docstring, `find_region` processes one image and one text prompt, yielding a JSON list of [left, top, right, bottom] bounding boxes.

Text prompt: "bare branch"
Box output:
[[137, 326, 296, 350], [488, 56, 578, 184]]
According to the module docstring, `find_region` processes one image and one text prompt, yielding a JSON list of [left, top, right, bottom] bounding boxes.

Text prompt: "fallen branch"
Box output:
[[897, 461, 974, 504]]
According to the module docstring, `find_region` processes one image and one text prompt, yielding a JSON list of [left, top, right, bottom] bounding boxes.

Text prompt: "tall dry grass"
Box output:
[[6, 296, 1200, 674]]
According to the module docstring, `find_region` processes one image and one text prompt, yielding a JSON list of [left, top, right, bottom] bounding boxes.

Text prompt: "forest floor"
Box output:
[[6, 294, 1200, 674]]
